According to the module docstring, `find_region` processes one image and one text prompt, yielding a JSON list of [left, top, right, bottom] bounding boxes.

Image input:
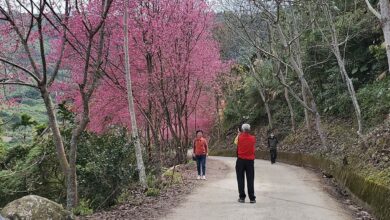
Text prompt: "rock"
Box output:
[[347, 204, 358, 212], [321, 170, 333, 178], [1, 195, 74, 220], [383, 156, 389, 162], [357, 211, 372, 220]]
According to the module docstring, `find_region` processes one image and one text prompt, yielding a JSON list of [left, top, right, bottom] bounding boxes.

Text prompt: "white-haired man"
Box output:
[[236, 123, 256, 203]]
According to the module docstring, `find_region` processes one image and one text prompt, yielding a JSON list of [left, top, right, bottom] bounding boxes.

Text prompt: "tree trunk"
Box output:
[[323, 3, 363, 135], [249, 62, 273, 129], [269, 23, 295, 132], [276, 24, 327, 148], [146, 52, 153, 162], [259, 88, 273, 130], [66, 166, 77, 210], [184, 106, 189, 159], [380, 0, 390, 74], [124, 0, 147, 188], [67, 107, 90, 209], [41, 87, 78, 208], [146, 125, 151, 161], [331, 39, 363, 135], [285, 87, 296, 132], [41, 87, 69, 175], [280, 68, 296, 132], [301, 83, 311, 130], [365, 0, 390, 74], [312, 102, 327, 150], [291, 12, 310, 131], [152, 126, 162, 175]]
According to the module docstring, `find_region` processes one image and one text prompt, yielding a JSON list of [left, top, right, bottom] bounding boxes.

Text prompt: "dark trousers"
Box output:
[[235, 158, 255, 200], [270, 149, 277, 163], [196, 155, 206, 176]]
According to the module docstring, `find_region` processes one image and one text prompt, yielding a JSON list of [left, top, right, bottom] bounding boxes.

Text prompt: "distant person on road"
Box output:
[[236, 123, 256, 203], [267, 131, 278, 164], [193, 130, 208, 180]]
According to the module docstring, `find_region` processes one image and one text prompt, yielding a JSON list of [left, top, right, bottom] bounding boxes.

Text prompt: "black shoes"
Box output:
[[238, 198, 256, 203]]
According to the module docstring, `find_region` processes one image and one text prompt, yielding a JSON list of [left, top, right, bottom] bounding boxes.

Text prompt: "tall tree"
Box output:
[[123, 0, 147, 188], [365, 0, 390, 74], [317, 1, 363, 135], [248, 58, 273, 130], [82, 0, 224, 164], [222, 0, 327, 147], [0, 0, 72, 207], [0, 0, 114, 209]]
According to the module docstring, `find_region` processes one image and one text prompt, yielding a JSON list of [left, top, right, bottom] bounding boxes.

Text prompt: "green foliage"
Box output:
[[218, 0, 389, 135], [0, 118, 6, 164], [0, 138, 63, 207], [0, 127, 137, 210], [363, 167, 390, 187], [1, 102, 47, 125], [13, 114, 38, 130], [58, 103, 74, 122], [34, 124, 47, 136], [73, 199, 94, 216], [357, 79, 390, 126], [146, 173, 159, 189], [0, 144, 6, 164], [145, 188, 160, 197], [162, 168, 183, 184], [76, 129, 137, 209], [221, 64, 271, 128], [369, 44, 387, 61]]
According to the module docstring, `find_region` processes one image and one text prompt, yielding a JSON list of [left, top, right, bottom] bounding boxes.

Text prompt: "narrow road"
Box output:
[[163, 156, 353, 220]]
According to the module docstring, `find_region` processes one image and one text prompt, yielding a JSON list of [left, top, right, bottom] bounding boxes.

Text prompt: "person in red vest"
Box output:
[[236, 123, 256, 203], [193, 130, 208, 180]]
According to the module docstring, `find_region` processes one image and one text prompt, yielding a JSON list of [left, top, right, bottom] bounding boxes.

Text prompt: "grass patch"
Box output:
[[162, 167, 183, 184], [145, 188, 160, 197]]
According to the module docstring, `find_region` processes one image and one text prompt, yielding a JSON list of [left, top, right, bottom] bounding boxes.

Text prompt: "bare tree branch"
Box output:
[[274, 72, 314, 113], [0, 57, 40, 82], [0, 80, 38, 89], [364, 0, 381, 19]]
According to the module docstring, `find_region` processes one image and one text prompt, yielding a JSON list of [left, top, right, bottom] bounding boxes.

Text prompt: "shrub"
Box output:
[[73, 199, 93, 216], [0, 128, 138, 211], [145, 188, 160, 197], [358, 78, 390, 126]]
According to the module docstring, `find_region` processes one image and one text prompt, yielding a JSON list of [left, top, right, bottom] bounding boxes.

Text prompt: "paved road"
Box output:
[[163, 156, 353, 220]]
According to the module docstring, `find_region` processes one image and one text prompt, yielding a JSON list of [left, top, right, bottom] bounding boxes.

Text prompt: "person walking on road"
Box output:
[[267, 131, 278, 164], [236, 124, 256, 203], [193, 130, 208, 180]]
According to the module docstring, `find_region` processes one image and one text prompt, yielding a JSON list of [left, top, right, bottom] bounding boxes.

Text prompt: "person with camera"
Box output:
[[235, 124, 256, 203]]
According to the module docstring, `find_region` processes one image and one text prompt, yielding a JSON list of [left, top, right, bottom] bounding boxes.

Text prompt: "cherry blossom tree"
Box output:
[[0, 0, 225, 208], [0, 0, 114, 209], [83, 0, 225, 165]]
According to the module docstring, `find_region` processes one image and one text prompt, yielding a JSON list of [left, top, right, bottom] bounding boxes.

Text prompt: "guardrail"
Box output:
[[210, 149, 390, 220]]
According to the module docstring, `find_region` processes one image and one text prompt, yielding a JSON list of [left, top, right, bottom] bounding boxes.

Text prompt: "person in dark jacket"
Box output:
[[236, 123, 256, 203], [267, 131, 278, 164]]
